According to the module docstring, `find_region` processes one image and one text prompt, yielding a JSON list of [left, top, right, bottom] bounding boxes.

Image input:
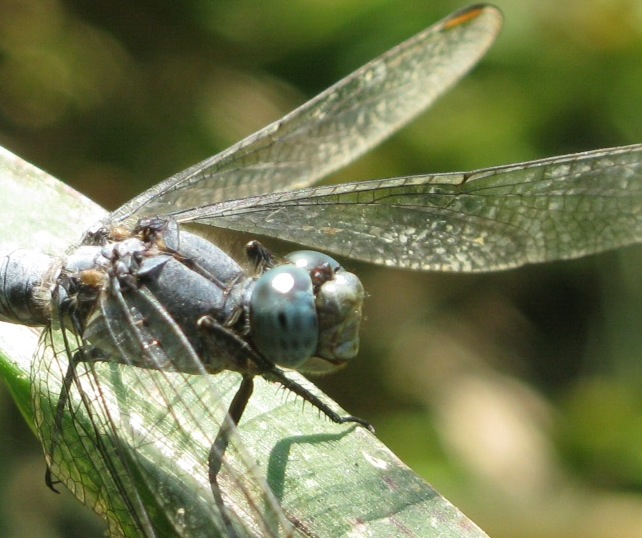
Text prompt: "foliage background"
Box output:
[[0, 0, 641, 536]]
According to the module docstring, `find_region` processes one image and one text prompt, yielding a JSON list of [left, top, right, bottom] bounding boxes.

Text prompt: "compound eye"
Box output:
[[250, 265, 318, 369], [285, 250, 341, 272]]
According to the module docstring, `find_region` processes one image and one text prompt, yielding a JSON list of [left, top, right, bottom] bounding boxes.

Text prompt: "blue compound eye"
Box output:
[[250, 265, 318, 369], [285, 251, 341, 272]]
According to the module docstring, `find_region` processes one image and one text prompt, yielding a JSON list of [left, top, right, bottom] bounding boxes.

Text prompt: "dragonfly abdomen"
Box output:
[[0, 249, 58, 326]]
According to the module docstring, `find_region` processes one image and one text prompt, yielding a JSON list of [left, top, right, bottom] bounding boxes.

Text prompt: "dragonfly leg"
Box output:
[[264, 368, 374, 432], [245, 240, 277, 272], [208, 374, 254, 538], [135, 217, 238, 291], [198, 314, 263, 373], [45, 347, 81, 493], [199, 314, 373, 431]]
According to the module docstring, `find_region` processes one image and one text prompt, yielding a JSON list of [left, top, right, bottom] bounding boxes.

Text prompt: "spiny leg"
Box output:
[[200, 313, 373, 532], [208, 374, 254, 538], [200, 314, 373, 435], [264, 368, 374, 432]]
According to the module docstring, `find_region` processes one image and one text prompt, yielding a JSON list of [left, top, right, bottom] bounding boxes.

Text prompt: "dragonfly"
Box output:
[[1, 3, 642, 537]]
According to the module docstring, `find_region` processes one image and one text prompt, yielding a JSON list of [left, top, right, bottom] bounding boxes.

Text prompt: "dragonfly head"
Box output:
[[249, 250, 364, 372]]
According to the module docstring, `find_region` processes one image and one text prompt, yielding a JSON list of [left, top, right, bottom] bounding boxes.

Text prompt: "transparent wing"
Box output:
[[31, 285, 293, 537], [32, 328, 149, 537], [110, 5, 502, 223], [165, 144, 642, 272]]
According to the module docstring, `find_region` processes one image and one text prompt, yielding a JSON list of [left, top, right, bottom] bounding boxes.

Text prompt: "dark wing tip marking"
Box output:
[[442, 4, 502, 31]]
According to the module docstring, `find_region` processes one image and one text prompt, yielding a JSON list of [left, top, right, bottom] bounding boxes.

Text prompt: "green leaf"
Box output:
[[0, 146, 489, 536]]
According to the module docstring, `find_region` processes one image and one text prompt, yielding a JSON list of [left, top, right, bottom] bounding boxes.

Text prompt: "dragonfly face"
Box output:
[[0, 3, 641, 536]]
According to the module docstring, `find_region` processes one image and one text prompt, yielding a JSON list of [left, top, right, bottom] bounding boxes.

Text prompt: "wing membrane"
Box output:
[[166, 144, 642, 272], [110, 5, 502, 223], [32, 282, 292, 536], [32, 328, 157, 536]]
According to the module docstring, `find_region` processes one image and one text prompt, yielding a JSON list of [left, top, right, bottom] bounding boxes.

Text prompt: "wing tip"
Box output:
[[442, 4, 503, 31]]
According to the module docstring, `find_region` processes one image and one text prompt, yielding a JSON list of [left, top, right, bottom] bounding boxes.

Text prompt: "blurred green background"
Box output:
[[1, 0, 642, 536]]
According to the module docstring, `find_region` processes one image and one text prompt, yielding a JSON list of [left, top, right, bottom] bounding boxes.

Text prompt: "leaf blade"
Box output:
[[0, 148, 489, 536]]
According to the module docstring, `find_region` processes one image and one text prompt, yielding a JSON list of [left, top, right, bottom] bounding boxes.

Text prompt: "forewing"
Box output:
[[166, 144, 642, 272], [110, 5, 502, 224]]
